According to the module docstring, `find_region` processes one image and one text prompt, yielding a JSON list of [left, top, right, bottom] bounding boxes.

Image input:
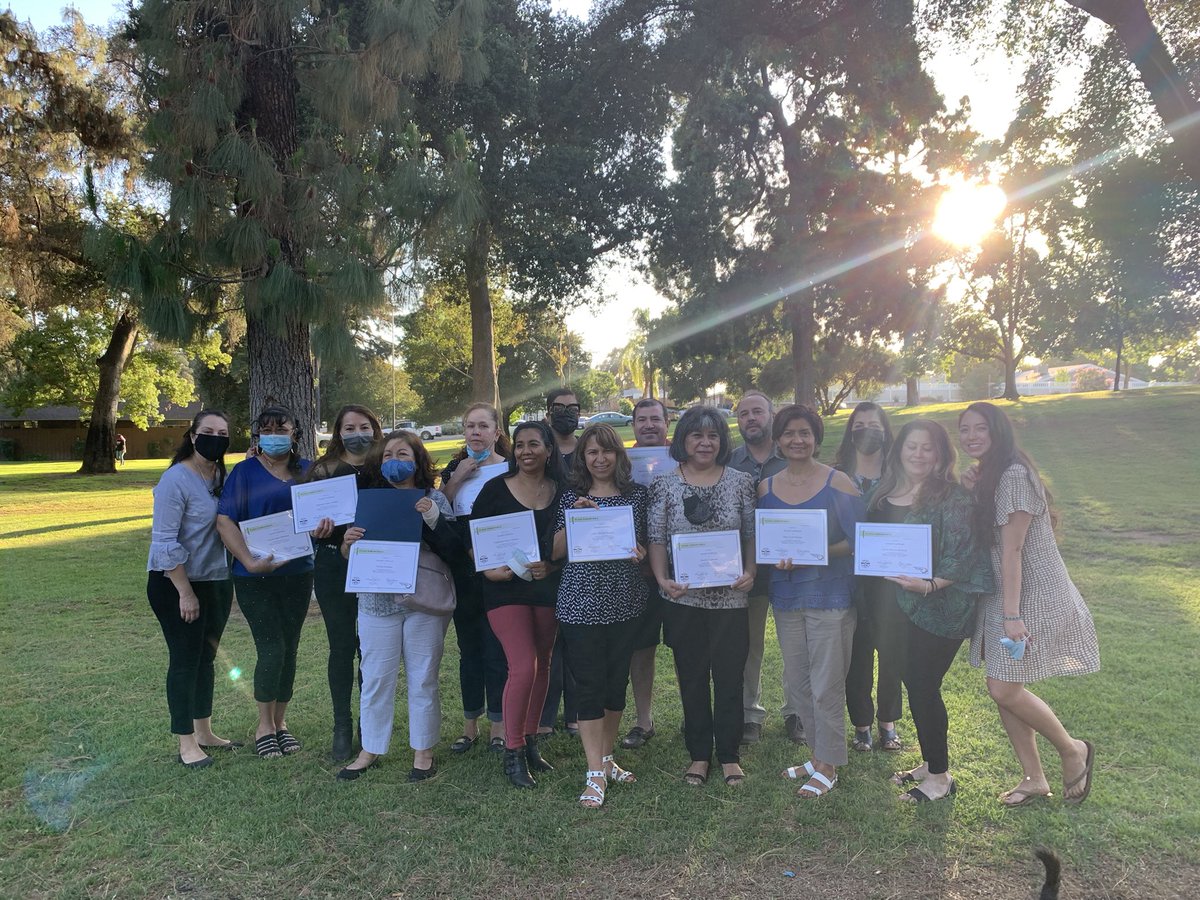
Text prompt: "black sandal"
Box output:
[[851, 728, 873, 752], [879, 727, 902, 752], [276, 729, 302, 755], [255, 734, 282, 759]]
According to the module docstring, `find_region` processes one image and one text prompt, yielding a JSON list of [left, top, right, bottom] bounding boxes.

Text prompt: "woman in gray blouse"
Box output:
[[147, 409, 238, 769], [648, 406, 757, 787]]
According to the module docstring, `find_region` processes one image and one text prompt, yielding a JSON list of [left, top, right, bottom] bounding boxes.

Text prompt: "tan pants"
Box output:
[[774, 606, 855, 766]]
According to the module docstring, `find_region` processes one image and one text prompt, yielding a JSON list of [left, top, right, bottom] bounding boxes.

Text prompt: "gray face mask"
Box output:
[[851, 429, 885, 455], [342, 433, 374, 455]]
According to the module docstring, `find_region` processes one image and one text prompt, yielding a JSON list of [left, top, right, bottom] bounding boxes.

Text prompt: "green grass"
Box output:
[[2, 388, 1198, 897]]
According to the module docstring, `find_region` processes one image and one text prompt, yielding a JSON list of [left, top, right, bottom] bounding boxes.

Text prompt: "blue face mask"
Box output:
[[258, 434, 293, 457], [381, 458, 416, 484], [466, 446, 492, 463]]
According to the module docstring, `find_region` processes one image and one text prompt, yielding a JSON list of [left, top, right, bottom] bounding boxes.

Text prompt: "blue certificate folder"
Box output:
[[353, 489, 424, 543]]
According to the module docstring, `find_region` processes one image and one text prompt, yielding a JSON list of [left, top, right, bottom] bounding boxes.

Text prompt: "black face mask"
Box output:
[[550, 409, 579, 435], [193, 433, 230, 462], [851, 429, 884, 455]]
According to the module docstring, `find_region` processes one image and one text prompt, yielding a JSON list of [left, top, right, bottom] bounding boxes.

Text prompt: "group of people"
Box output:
[[147, 387, 1100, 808]]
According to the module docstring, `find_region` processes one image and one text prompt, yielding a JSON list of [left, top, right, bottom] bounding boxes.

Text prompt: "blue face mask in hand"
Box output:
[[258, 434, 293, 457], [466, 446, 492, 463], [381, 458, 416, 484]]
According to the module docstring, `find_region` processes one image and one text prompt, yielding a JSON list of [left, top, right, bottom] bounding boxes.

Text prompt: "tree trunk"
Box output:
[[1068, 0, 1200, 182], [247, 313, 317, 457], [78, 310, 138, 475], [466, 224, 500, 408], [1002, 354, 1020, 401], [905, 376, 919, 406], [790, 293, 816, 407]]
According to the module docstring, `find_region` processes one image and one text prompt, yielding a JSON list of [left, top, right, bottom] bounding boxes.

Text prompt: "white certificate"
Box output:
[[290, 474, 358, 533], [671, 529, 743, 589], [344, 540, 420, 593], [469, 510, 542, 573], [452, 461, 509, 517], [627, 446, 672, 487], [238, 511, 314, 563], [755, 509, 829, 566], [565, 506, 638, 563], [853, 522, 933, 578]]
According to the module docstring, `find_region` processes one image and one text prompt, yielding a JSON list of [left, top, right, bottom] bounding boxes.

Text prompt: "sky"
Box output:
[[7, 0, 1033, 362]]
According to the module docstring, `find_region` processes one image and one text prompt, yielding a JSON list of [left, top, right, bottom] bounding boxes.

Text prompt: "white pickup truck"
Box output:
[[396, 420, 443, 440]]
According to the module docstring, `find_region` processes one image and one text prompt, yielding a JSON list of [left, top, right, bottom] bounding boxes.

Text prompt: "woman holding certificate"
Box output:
[[337, 431, 459, 782], [215, 405, 314, 760], [147, 409, 237, 769], [439, 402, 512, 755], [648, 406, 756, 788], [760, 405, 865, 800], [472, 421, 564, 788], [958, 403, 1098, 806], [866, 420, 992, 802], [550, 423, 648, 807], [305, 404, 384, 762]]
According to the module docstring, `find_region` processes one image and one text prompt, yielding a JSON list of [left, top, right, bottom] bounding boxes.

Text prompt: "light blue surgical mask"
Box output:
[[258, 434, 293, 457], [466, 446, 492, 463], [381, 458, 416, 484]]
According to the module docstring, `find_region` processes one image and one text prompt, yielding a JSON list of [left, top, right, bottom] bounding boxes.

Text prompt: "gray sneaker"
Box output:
[[740, 722, 762, 745], [784, 714, 807, 745]]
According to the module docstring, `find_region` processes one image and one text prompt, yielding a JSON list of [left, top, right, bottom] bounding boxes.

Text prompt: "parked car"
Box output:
[[585, 411, 633, 427], [396, 420, 443, 440], [715, 406, 733, 418]]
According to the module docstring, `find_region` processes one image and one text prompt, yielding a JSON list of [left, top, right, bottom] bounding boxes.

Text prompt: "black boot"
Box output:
[[331, 720, 354, 763], [524, 734, 554, 773], [503, 747, 536, 788]]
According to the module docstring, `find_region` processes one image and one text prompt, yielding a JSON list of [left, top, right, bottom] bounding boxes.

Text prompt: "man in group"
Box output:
[[727, 391, 804, 745], [545, 387, 580, 467], [620, 397, 671, 750]]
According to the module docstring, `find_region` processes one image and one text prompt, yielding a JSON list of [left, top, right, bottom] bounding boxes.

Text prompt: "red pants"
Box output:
[[487, 604, 558, 750]]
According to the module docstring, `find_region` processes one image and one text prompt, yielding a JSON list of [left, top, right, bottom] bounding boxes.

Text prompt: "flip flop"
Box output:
[[899, 779, 957, 803], [999, 786, 1053, 807], [1062, 740, 1095, 806]]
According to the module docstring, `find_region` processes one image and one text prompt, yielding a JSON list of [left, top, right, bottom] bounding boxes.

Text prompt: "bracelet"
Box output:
[[1002, 614, 1024, 621], [926, 578, 937, 594]]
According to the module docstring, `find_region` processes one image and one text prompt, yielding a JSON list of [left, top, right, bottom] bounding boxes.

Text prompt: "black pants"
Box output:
[[540, 630, 578, 728], [147, 572, 233, 735], [234, 573, 313, 704], [561, 619, 637, 721], [313, 545, 359, 727], [901, 617, 963, 775], [451, 571, 507, 721], [845, 585, 906, 727], [667, 603, 749, 765]]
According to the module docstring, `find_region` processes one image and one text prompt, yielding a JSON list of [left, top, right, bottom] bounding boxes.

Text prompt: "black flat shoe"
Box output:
[[488, 736, 506, 754], [199, 740, 244, 751], [336, 761, 377, 781], [178, 753, 214, 769], [449, 734, 476, 753], [407, 764, 437, 783]]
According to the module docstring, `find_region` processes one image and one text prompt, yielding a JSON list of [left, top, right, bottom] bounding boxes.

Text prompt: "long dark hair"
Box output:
[[959, 402, 1055, 538], [869, 419, 957, 513], [507, 420, 565, 483], [309, 404, 383, 480], [171, 409, 230, 497], [571, 423, 636, 495], [834, 402, 893, 475], [254, 404, 304, 475], [361, 430, 438, 490], [449, 402, 513, 464]]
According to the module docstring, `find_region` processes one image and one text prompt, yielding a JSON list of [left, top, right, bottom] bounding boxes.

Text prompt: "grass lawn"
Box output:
[[1, 388, 1198, 898]]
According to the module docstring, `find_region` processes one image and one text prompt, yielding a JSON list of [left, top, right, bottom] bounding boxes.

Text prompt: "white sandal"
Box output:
[[782, 761, 816, 780], [580, 770, 607, 808], [603, 754, 636, 784], [798, 770, 837, 799]]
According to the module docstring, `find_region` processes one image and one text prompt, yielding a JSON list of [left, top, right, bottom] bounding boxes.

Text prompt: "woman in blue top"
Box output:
[[216, 405, 314, 760], [147, 409, 237, 769], [761, 405, 865, 800]]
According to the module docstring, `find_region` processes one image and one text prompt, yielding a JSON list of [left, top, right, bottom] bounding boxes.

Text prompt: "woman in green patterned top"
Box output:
[[865, 419, 992, 802]]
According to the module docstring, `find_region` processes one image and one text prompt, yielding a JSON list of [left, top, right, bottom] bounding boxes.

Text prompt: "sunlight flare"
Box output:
[[933, 179, 1007, 247]]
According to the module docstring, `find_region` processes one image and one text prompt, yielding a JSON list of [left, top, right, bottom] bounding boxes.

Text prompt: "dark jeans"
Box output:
[[313, 545, 359, 726], [901, 617, 963, 775], [234, 573, 313, 704], [845, 586, 906, 727], [148, 573, 233, 734], [539, 630, 578, 729], [561, 619, 637, 721], [666, 603, 749, 765], [451, 571, 507, 722]]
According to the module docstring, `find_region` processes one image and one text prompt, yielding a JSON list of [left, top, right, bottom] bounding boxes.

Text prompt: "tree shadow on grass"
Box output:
[[0, 514, 151, 540]]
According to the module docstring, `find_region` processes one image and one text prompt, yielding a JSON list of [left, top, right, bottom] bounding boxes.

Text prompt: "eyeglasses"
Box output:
[[683, 493, 714, 526], [550, 403, 581, 414]]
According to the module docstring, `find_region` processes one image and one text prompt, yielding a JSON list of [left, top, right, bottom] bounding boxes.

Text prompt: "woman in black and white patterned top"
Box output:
[[551, 424, 648, 808], [647, 406, 756, 788]]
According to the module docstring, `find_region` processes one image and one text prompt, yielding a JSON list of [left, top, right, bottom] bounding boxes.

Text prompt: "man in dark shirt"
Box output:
[[544, 388, 580, 469]]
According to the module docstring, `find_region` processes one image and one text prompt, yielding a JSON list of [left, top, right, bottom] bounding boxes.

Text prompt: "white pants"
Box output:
[[358, 609, 450, 755]]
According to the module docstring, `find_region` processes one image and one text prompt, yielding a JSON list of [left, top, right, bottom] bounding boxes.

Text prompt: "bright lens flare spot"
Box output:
[[933, 180, 1007, 247], [229, 667, 242, 682]]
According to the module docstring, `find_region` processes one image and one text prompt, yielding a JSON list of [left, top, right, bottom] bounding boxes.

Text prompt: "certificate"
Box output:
[[344, 540, 420, 593], [238, 511, 313, 563], [469, 510, 541, 573], [565, 506, 638, 563], [853, 522, 933, 578], [290, 474, 358, 533], [670, 530, 743, 589], [755, 509, 829, 566], [627, 446, 672, 487], [452, 461, 509, 517]]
